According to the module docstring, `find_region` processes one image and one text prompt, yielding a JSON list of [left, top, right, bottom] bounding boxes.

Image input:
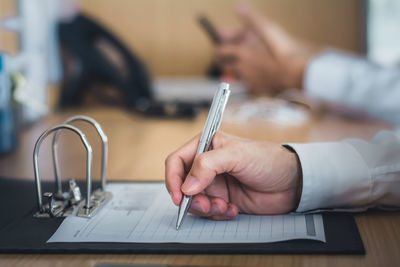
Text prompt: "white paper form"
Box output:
[[48, 183, 325, 243]]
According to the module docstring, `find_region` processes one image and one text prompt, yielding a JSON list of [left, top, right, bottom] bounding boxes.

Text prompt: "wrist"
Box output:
[[281, 41, 318, 90], [282, 54, 309, 90]]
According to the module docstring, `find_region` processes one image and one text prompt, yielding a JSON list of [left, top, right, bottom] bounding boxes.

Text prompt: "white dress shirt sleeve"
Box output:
[[286, 131, 400, 212], [304, 50, 400, 127]]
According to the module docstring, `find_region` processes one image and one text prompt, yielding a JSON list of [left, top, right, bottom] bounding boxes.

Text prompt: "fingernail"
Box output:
[[182, 175, 199, 194], [191, 201, 202, 211]]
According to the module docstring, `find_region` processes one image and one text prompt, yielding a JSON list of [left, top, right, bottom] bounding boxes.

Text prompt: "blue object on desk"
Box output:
[[0, 53, 16, 154]]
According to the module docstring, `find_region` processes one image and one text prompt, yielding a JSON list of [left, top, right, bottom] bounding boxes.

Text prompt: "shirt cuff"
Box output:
[[284, 142, 372, 212]]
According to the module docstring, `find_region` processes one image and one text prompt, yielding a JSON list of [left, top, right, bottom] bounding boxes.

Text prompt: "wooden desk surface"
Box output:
[[0, 106, 399, 267]]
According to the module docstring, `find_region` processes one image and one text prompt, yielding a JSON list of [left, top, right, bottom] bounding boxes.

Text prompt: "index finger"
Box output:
[[235, 3, 276, 57], [218, 28, 246, 43], [165, 134, 201, 205]]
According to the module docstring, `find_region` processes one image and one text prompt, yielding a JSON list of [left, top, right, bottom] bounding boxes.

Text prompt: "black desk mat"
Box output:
[[0, 177, 365, 254]]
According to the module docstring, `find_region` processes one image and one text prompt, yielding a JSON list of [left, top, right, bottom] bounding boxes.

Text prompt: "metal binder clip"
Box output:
[[52, 115, 111, 218], [52, 115, 108, 195], [33, 119, 112, 218]]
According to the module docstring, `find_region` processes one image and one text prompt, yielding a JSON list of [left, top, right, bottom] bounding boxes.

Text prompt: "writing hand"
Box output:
[[165, 132, 302, 220]]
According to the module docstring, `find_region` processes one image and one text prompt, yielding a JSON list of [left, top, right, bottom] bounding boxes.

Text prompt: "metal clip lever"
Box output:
[[42, 192, 67, 217], [43, 192, 55, 216], [69, 179, 82, 204]]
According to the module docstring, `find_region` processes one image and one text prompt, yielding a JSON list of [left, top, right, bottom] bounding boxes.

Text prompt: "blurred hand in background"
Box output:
[[215, 3, 316, 95]]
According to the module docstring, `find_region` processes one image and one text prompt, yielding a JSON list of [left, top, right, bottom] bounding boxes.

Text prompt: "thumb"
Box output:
[[181, 148, 235, 195]]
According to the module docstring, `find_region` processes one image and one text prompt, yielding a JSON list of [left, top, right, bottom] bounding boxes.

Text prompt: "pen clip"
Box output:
[[208, 88, 231, 144]]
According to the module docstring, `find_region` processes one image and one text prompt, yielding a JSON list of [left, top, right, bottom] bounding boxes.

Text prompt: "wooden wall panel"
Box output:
[[0, 0, 18, 54], [80, 0, 363, 76]]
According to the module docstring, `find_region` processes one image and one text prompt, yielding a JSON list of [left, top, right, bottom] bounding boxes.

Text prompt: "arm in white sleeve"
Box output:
[[305, 50, 400, 127], [286, 130, 400, 212]]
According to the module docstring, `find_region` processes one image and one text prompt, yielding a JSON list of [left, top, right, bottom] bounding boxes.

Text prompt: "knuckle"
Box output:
[[195, 154, 210, 170], [212, 132, 224, 148], [164, 153, 174, 166]]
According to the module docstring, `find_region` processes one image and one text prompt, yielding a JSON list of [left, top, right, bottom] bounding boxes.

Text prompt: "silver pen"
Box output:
[[176, 82, 231, 230]]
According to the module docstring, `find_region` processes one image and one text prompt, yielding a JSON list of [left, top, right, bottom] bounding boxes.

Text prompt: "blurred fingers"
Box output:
[[218, 28, 244, 43], [235, 2, 277, 56], [214, 44, 240, 64]]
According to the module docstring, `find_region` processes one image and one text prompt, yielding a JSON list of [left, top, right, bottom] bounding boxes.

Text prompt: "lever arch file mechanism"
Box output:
[[33, 115, 112, 218]]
